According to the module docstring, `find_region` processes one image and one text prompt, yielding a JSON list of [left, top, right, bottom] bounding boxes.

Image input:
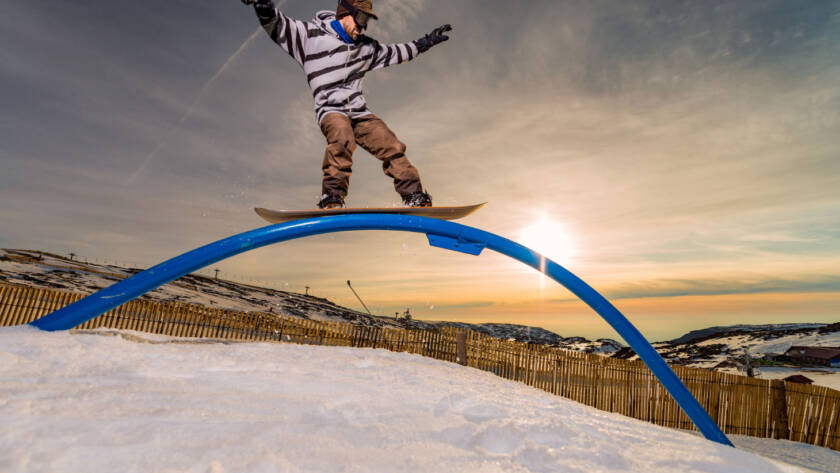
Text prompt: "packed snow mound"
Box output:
[[0, 327, 831, 473]]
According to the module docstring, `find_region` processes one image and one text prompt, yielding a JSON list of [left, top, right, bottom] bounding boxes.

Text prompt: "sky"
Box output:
[[1, 0, 839, 341]]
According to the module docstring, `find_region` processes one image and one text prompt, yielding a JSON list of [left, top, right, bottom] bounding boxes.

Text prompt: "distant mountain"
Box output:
[[0, 248, 621, 352], [435, 322, 623, 355], [616, 323, 840, 376], [669, 324, 828, 345]]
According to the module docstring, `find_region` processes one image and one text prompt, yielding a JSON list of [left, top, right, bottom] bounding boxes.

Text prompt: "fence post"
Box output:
[[834, 402, 840, 451], [770, 379, 789, 440], [456, 331, 467, 366]]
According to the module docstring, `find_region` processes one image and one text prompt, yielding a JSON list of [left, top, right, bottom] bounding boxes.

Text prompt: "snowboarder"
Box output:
[[241, 0, 452, 209]]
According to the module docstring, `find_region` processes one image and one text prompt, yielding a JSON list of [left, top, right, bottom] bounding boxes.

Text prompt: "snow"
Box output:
[[756, 367, 840, 391], [2, 327, 838, 473], [689, 332, 840, 389], [0, 249, 410, 330], [671, 325, 827, 345], [731, 436, 840, 473], [693, 331, 840, 356], [0, 250, 267, 311], [750, 332, 840, 355]]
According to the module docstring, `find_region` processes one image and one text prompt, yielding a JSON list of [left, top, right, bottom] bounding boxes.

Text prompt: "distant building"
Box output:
[[783, 374, 814, 385], [784, 346, 840, 367]]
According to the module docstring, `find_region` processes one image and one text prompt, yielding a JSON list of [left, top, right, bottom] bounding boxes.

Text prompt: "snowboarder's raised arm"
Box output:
[[365, 40, 420, 71], [366, 24, 453, 72], [242, 0, 308, 66]]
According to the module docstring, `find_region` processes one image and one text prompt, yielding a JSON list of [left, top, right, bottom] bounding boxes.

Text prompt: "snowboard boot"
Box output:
[[317, 193, 345, 209], [403, 190, 432, 208]]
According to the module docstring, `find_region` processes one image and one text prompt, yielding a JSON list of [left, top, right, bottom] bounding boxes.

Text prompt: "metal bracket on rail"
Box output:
[[426, 233, 486, 256]]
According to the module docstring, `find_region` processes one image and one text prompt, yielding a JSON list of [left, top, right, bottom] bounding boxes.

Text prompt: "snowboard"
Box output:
[[255, 202, 486, 224]]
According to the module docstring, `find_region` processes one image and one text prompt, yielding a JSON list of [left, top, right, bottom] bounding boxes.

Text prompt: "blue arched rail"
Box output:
[[30, 214, 732, 446]]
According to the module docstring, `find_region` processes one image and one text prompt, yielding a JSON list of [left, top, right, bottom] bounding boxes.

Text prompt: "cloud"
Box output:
[[422, 301, 495, 311], [595, 275, 840, 301], [128, 26, 266, 184], [371, 0, 431, 37]]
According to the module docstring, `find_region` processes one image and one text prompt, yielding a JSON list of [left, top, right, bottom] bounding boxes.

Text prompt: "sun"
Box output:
[[518, 216, 576, 267]]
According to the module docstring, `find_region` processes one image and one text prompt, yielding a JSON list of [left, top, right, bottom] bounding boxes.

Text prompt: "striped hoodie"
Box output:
[[256, 8, 421, 124]]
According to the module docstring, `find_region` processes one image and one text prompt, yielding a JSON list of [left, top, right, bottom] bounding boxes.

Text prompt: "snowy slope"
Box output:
[[1, 326, 836, 473], [620, 326, 840, 368], [0, 248, 622, 350], [749, 331, 840, 355], [613, 323, 840, 389], [0, 249, 385, 324], [670, 324, 829, 345], [757, 367, 840, 391], [655, 330, 840, 370]]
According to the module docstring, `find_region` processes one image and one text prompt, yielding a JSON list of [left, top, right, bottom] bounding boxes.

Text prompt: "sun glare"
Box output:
[[518, 216, 576, 267]]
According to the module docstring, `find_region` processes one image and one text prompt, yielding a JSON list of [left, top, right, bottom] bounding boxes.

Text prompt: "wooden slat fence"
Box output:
[[1, 282, 838, 451]]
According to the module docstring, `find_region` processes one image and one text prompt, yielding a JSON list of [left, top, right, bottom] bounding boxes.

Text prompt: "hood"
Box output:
[[314, 10, 339, 34]]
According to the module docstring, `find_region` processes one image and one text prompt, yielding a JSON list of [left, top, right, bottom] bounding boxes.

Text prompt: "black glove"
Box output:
[[414, 24, 452, 53], [241, 0, 274, 16]]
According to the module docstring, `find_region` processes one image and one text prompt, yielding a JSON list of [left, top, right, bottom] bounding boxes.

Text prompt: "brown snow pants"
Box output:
[[320, 113, 423, 199]]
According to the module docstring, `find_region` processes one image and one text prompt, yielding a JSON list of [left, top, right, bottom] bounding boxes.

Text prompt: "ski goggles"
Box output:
[[339, 0, 374, 30], [353, 10, 372, 29]]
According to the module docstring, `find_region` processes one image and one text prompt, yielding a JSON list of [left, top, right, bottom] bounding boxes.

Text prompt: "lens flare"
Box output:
[[518, 216, 575, 268]]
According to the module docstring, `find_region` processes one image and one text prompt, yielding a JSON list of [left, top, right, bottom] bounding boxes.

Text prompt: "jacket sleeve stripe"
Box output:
[[295, 29, 306, 64], [258, 7, 307, 67], [367, 41, 418, 71]]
